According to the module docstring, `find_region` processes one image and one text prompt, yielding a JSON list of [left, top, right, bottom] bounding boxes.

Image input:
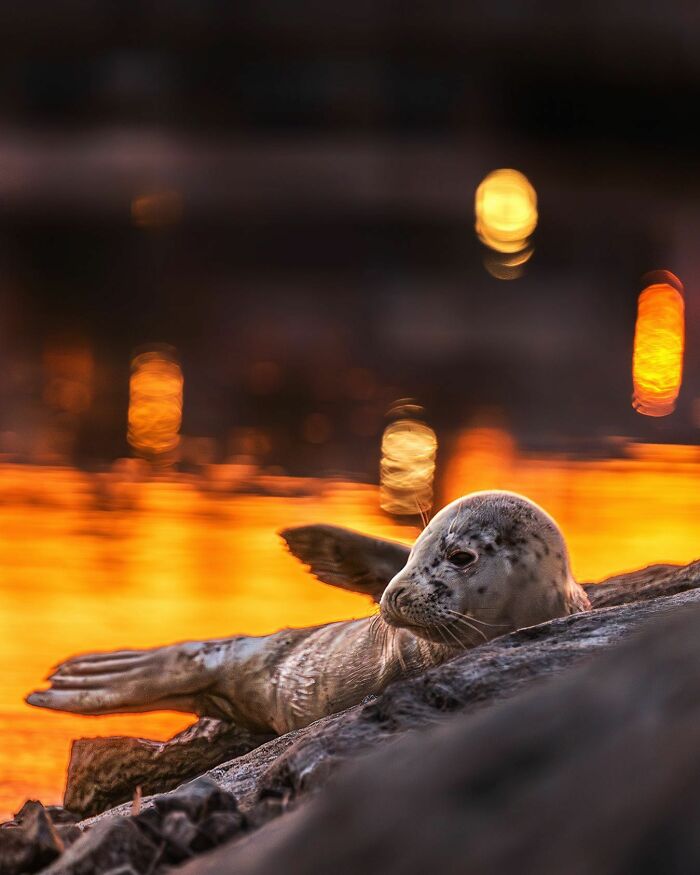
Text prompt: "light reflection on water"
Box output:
[[441, 431, 700, 583], [0, 440, 698, 818], [0, 470, 412, 819]]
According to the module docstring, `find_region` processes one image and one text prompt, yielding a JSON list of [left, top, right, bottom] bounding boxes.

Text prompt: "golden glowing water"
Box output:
[[442, 430, 700, 579], [0, 469, 406, 820], [0, 442, 698, 819]]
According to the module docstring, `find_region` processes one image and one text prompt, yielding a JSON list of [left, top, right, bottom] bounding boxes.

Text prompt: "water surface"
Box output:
[[0, 443, 698, 819]]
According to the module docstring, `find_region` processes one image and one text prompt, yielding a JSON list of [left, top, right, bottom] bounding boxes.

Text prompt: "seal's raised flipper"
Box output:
[[26, 642, 221, 716], [279, 524, 410, 602]]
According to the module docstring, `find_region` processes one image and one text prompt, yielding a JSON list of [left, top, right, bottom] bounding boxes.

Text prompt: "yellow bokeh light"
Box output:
[[632, 278, 685, 417], [475, 168, 538, 256], [380, 418, 438, 515], [127, 350, 184, 458]]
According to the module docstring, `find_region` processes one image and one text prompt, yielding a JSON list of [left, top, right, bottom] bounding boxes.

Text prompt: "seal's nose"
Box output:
[[388, 586, 406, 611], [381, 583, 409, 623]]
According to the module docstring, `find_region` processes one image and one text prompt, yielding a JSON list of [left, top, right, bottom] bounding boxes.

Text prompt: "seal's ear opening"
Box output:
[[278, 524, 409, 602]]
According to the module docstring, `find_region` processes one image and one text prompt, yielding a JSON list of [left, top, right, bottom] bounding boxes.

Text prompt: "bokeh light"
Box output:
[[380, 416, 438, 516], [131, 190, 184, 229], [482, 246, 534, 281], [632, 273, 685, 417], [475, 168, 537, 278], [127, 348, 184, 459]]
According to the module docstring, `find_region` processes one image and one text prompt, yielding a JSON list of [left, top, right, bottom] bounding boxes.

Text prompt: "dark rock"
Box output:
[[117, 778, 248, 867], [45, 806, 81, 825], [55, 824, 83, 849], [65, 718, 273, 818], [153, 777, 239, 822], [0, 800, 64, 874], [177, 599, 700, 875], [191, 812, 244, 853], [149, 778, 245, 861], [40, 819, 158, 875], [158, 811, 199, 864]]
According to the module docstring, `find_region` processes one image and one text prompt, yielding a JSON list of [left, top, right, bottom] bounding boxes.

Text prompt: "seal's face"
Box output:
[[379, 491, 577, 648]]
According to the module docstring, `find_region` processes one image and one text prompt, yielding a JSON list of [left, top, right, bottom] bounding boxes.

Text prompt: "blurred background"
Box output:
[[0, 1, 698, 818], [0, 1, 697, 469]]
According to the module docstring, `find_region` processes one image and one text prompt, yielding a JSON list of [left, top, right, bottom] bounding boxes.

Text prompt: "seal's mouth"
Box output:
[[380, 607, 484, 648], [381, 611, 419, 630], [380, 608, 450, 640], [381, 591, 449, 635]]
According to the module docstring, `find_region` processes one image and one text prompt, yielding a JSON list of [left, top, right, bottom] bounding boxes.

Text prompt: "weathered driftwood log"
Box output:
[[583, 561, 697, 607], [87, 559, 699, 831], [179, 593, 700, 875], [69, 559, 700, 821], [64, 719, 273, 818]]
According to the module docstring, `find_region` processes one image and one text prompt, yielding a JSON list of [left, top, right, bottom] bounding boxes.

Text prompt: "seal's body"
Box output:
[[27, 491, 590, 733]]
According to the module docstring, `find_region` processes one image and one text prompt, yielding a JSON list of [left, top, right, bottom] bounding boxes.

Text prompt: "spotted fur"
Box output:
[[380, 491, 591, 647]]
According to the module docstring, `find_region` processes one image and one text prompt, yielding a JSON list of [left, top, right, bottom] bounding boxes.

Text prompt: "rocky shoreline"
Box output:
[[3, 559, 700, 874]]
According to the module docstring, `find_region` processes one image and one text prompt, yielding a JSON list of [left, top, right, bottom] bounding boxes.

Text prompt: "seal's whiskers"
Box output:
[[393, 630, 408, 672], [434, 624, 452, 649], [445, 609, 510, 629], [438, 622, 466, 649], [368, 614, 386, 662], [443, 610, 489, 642]]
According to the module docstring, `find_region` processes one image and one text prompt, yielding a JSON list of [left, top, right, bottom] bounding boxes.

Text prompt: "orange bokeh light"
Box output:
[[632, 278, 685, 417], [127, 350, 184, 458]]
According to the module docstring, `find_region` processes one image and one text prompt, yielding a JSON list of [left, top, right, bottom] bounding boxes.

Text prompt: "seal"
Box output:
[[27, 491, 590, 734]]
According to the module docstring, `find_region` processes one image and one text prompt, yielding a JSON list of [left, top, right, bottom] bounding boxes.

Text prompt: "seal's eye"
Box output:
[[448, 550, 477, 568]]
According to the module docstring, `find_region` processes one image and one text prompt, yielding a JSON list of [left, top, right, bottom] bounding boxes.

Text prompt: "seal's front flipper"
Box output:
[[279, 524, 410, 602], [26, 644, 213, 716]]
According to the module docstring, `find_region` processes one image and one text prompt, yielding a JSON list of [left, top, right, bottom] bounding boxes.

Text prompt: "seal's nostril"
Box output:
[[391, 586, 406, 609]]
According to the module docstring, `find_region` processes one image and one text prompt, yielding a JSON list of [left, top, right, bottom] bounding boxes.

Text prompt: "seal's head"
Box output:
[[380, 490, 590, 647]]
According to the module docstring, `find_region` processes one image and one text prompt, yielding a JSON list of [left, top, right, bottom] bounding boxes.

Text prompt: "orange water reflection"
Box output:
[[0, 442, 698, 818], [442, 429, 699, 582], [0, 469, 413, 819]]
